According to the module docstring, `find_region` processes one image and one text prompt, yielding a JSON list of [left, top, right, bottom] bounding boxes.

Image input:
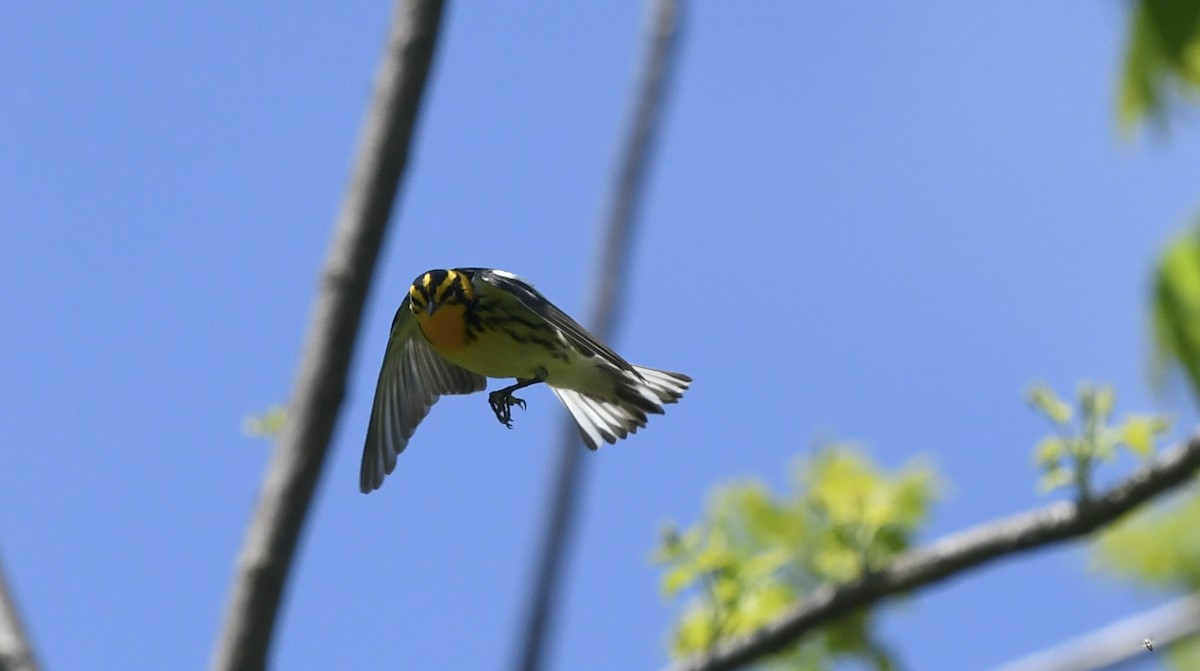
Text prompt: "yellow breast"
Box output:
[[416, 304, 471, 352]]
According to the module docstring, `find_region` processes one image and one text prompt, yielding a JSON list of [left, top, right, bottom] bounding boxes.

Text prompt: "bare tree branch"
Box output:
[[991, 593, 1200, 671], [663, 436, 1200, 671], [511, 1, 685, 670], [209, 2, 446, 669], [0, 553, 38, 671]]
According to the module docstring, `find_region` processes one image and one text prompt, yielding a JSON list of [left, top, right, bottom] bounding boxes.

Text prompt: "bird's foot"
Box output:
[[489, 390, 527, 428]]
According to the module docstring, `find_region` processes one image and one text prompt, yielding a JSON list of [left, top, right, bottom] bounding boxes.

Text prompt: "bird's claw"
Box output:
[[489, 390, 526, 428]]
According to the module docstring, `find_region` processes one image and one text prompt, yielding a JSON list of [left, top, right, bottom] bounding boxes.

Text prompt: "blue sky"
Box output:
[[3, 2, 1199, 669]]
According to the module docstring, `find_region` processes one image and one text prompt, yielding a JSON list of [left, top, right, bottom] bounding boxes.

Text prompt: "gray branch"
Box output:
[[991, 593, 1200, 671], [511, 1, 685, 670], [663, 435, 1200, 671], [209, 1, 446, 669], [0, 553, 38, 671]]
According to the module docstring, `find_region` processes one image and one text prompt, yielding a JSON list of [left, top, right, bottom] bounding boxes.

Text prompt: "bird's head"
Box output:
[[409, 268, 475, 316]]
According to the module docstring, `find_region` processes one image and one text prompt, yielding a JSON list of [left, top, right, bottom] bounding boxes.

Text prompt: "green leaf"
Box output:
[[694, 543, 734, 575], [1120, 414, 1164, 456], [1083, 383, 1116, 423], [1153, 227, 1200, 404], [1118, 0, 1200, 133], [1026, 384, 1073, 424], [735, 581, 794, 631], [672, 605, 719, 656], [660, 564, 697, 598], [1033, 437, 1067, 470]]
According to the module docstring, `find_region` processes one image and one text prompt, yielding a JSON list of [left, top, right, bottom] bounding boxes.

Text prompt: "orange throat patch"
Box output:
[[417, 303, 470, 352]]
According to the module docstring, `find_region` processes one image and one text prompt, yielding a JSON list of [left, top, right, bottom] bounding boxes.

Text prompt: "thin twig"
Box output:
[[663, 436, 1200, 671], [0, 553, 39, 671], [991, 593, 1200, 671], [209, 1, 446, 669], [511, 1, 685, 670]]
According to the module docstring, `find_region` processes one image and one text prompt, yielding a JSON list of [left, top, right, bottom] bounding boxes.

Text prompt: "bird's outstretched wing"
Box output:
[[360, 297, 487, 492]]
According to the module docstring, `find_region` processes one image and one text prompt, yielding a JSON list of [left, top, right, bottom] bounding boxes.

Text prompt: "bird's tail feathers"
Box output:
[[551, 366, 691, 449], [631, 365, 691, 405]]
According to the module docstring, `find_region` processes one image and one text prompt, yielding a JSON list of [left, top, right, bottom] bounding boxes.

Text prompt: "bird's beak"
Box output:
[[425, 301, 437, 316]]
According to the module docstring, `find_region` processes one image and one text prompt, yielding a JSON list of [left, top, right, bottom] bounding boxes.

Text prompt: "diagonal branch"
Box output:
[[209, 1, 446, 669], [511, 1, 685, 670], [991, 592, 1200, 671], [663, 435, 1200, 671], [0, 552, 39, 671]]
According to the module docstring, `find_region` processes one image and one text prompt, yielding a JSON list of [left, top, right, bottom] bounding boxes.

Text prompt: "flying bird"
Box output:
[[360, 268, 691, 492]]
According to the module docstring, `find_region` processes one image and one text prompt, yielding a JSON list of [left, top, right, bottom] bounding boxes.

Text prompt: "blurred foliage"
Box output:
[[243, 404, 287, 440], [1110, 3, 1200, 664], [1094, 490, 1200, 669], [1152, 228, 1200, 401], [1166, 633, 1200, 670], [1098, 230, 1200, 662], [1119, 0, 1200, 133], [654, 445, 939, 669], [1096, 494, 1200, 588], [1026, 382, 1169, 498]]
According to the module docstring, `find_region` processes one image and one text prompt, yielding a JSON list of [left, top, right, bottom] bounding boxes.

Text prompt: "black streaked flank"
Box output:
[[469, 268, 636, 373]]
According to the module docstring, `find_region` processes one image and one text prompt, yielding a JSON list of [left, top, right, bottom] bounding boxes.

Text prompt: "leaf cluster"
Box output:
[[1093, 490, 1200, 669], [1026, 382, 1168, 498], [654, 446, 939, 669], [1085, 229, 1200, 668]]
